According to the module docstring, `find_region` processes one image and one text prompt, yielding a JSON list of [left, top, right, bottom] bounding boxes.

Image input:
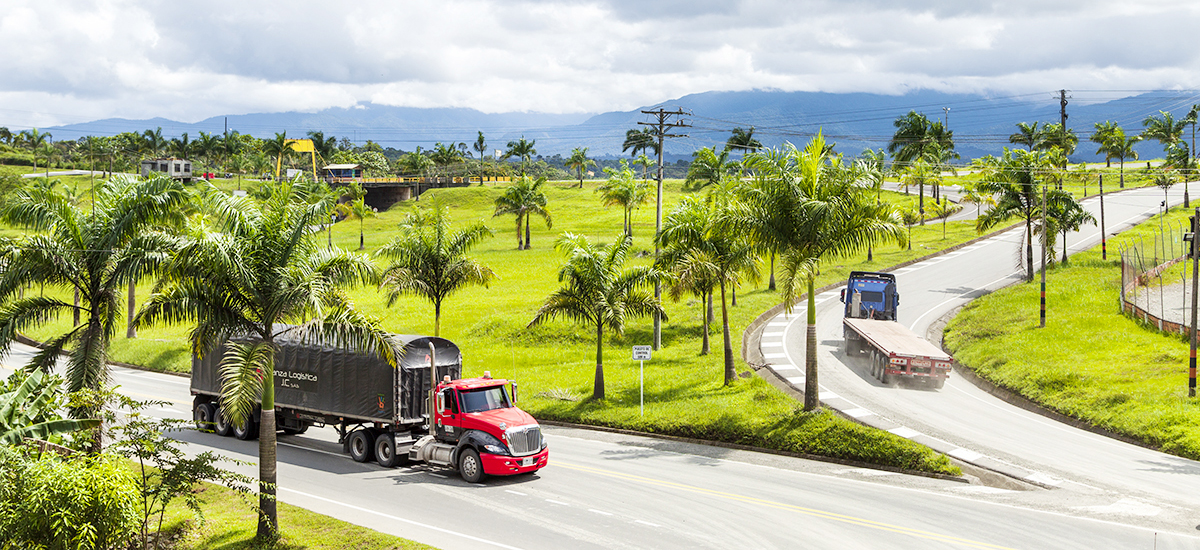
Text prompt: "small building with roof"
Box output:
[[140, 158, 192, 182]]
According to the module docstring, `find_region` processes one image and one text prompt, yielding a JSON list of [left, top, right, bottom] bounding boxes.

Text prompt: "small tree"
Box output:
[[596, 162, 649, 237], [493, 176, 551, 250], [566, 147, 596, 188], [926, 200, 963, 239]]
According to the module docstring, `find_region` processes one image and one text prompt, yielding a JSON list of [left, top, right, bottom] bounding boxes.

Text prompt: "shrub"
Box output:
[[0, 445, 140, 549]]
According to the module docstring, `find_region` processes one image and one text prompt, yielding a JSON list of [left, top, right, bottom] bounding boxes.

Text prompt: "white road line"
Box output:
[[280, 487, 525, 550], [760, 342, 784, 349], [545, 499, 569, 506], [888, 426, 922, 439], [505, 490, 527, 496], [771, 364, 800, 371], [818, 391, 840, 400], [948, 448, 984, 462], [763, 352, 787, 359], [786, 376, 805, 385], [588, 509, 614, 516], [762, 331, 785, 337], [843, 408, 873, 418], [634, 520, 661, 528]]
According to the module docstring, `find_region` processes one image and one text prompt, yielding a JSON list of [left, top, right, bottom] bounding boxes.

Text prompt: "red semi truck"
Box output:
[[840, 271, 954, 388], [191, 332, 548, 482]]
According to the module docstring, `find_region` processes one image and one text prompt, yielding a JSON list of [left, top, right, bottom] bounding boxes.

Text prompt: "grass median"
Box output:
[[944, 205, 1200, 460], [23, 178, 978, 475]]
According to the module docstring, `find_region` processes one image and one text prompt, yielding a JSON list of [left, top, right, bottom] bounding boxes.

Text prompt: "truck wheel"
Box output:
[[458, 447, 485, 483], [375, 433, 403, 468], [348, 429, 375, 463], [214, 407, 233, 437], [233, 417, 257, 441], [194, 403, 216, 432], [933, 378, 946, 390]]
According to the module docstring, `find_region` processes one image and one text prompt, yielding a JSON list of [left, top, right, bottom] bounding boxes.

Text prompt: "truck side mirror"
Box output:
[[839, 289, 845, 303], [511, 382, 518, 404]]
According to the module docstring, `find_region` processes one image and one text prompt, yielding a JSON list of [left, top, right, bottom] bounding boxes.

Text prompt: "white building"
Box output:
[[140, 158, 192, 181]]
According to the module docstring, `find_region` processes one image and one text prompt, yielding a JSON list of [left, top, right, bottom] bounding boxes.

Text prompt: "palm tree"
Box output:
[[724, 127, 763, 156], [658, 189, 758, 380], [19, 129, 51, 173], [261, 132, 296, 180], [1141, 110, 1187, 153], [528, 233, 665, 401], [973, 148, 1056, 281], [503, 136, 537, 176], [1009, 122, 1042, 151], [632, 153, 656, 182], [596, 162, 648, 237], [900, 154, 940, 224], [927, 199, 963, 239], [472, 131, 487, 185], [622, 128, 658, 158], [493, 176, 552, 249], [336, 197, 377, 250], [1093, 123, 1139, 189], [855, 149, 888, 263], [959, 180, 996, 217], [739, 133, 905, 411], [430, 142, 464, 176], [566, 147, 596, 188], [0, 173, 187, 444], [887, 111, 954, 167], [141, 127, 167, 159], [195, 132, 222, 171], [1044, 191, 1096, 265], [306, 131, 338, 167], [137, 178, 396, 539], [377, 203, 496, 337], [170, 133, 193, 160], [685, 146, 739, 191]]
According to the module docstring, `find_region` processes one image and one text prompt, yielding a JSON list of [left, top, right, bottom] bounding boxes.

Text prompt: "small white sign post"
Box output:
[[631, 345, 652, 415]]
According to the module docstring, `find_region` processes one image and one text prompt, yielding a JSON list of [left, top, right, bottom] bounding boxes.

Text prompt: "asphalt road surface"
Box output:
[[759, 185, 1200, 547]]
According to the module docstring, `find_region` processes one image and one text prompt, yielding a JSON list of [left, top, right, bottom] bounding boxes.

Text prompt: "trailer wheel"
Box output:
[[348, 429, 375, 463], [194, 403, 216, 432], [458, 447, 485, 483], [214, 407, 232, 437], [375, 433, 403, 468], [233, 417, 257, 441], [933, 378, 946, 390]]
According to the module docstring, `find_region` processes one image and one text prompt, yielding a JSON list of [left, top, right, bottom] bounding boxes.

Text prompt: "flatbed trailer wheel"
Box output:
[[194, 402, 215, 432], [375, 433, 402, 468], [214, 407, 232, 437], [348, 429, 375, 463], [233, 416, 257, 440]]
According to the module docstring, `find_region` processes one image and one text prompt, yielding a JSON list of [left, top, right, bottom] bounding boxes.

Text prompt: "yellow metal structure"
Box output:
[[274, 139, 319, 181]]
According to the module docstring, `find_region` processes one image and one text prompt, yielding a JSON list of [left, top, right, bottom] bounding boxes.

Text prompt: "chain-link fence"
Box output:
[[1119, 219, 1193, 335]]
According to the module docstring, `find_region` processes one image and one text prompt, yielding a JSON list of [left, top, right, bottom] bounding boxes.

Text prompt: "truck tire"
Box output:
[[458, 447, 485, 483], [933, 378, 945, 390], [375, 433, 405, 468], [348, 429, 375, 463], [194, 402, 216, 432], [214, 407, 233, 437], [233, 417, 257, 441]]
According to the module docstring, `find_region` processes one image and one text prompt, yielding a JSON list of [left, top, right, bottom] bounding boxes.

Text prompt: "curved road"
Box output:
[[760, 185, 1200, 541]]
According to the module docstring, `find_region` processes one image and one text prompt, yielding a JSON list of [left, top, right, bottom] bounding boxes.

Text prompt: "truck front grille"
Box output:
[[507, 425, 543, 456]]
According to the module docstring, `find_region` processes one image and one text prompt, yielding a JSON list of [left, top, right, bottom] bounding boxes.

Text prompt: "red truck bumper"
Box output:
[[481, 447, 549, 476]]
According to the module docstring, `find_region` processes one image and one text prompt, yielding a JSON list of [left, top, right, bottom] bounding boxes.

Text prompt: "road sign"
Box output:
[[632, 345, 652, 361]]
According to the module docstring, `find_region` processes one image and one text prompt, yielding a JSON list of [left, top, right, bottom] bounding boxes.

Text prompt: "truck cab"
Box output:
[[422, 372, 549, 481], [840, 271, 899, 321]]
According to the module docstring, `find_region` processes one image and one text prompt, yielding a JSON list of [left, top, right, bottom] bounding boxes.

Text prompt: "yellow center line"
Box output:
[[556, 461, 1018, 550]]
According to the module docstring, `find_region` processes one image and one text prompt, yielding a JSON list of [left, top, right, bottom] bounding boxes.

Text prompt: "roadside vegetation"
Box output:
[[945, 205, 1200, 460]]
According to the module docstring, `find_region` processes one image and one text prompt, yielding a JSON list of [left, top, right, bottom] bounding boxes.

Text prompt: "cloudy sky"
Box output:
[[3, 0, 1199, 129]]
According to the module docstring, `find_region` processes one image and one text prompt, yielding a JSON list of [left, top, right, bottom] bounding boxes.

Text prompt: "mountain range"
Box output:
[[43, 89, 1200, 163]]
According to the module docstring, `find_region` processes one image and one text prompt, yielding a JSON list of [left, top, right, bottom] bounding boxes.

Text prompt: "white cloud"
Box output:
[[2, 0, 1200, 128]]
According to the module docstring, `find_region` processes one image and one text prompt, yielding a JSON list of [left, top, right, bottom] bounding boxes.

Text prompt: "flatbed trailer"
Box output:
[[843, 317, 953, 388]]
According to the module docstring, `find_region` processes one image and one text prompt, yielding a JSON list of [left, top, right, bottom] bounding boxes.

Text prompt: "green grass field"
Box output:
[[944, 205, 1200, 460], [17, 175, 986, 474]]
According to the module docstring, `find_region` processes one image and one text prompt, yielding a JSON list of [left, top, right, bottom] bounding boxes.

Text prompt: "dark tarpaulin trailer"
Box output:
[[191, 330, 462, 426]]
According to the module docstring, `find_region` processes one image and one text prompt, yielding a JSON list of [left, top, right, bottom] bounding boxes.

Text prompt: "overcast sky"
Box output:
[[3, 0, 1199, 129]]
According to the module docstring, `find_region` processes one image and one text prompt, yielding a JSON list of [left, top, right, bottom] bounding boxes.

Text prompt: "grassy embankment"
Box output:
[[18, 174, 984, 474], [945, 204, 1200, 460]]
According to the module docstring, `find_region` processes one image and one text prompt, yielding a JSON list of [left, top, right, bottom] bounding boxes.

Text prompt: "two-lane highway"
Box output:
[[761, 185, 1200, 536]]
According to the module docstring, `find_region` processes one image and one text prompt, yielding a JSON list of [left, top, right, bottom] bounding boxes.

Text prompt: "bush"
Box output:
[[0, 445, 140, 549], [0, 151, 34, 167]]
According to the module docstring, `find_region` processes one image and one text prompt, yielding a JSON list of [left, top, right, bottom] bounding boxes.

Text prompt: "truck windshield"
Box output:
[[460, 386, 510, 413]]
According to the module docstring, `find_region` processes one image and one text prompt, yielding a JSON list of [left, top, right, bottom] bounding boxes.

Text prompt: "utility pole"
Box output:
[[1099, 175, 1107, 260], [1190, 207, 1199, 398], [1058, 90, 1071, 189], [639, 108, 690, 350], [943, 107, 949, 126]]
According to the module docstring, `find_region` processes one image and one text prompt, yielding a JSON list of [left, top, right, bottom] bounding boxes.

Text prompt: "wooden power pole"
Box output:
[[638, 108, 689, 350]]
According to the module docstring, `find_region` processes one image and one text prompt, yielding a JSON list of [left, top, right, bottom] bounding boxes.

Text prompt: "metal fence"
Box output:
[[1118, 219, 1192, 335]]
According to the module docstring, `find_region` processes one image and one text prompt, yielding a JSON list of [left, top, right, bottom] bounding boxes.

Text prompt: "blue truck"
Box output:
[[840, 271, 953, 389]]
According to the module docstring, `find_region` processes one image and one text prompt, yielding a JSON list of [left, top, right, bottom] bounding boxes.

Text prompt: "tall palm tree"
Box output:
[[0, 173, 187, 440], [1092, 123, 1139, 189], [137, 179, 396, 539], [169, 133, 193, 160], [740, 133, 905, 411], [1009, 122, 1042, 151], [622, 128, 658, 158], [1141, 110, 1187, 153], [855, 149, 888, 263], [685, 146, 739, 191], [658, 189, 759, 380], [503, 136, 537, 176], [529, 233, 665, 401], [141, 127, 167, 159], [336, 197, 377, 250], [261, 132, 295, 180], [724, 127, 763, 156], [632, 153, 656, 182], [493, 176, 551, 250], [19, 129, 51, 173], [566, 147, 596, 188], [195, 132, 222, 171], [472, 131, 487, 185], [900, 153, 940, 224], [430, 142, 465, 175], [306, 130, 338, 167], [887, 111, 954, 167], [1044, 190, 1096, 265], [377, 203, 495, 337], [596, 162, 648, 237], [973, 148, 1056, 281]]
